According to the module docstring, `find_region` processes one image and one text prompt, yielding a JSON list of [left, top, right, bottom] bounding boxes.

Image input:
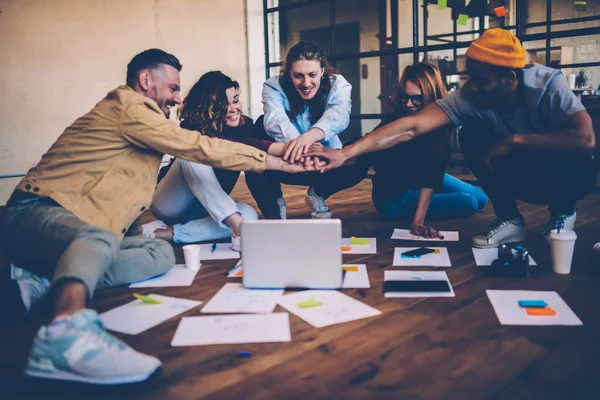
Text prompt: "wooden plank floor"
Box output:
[[4, 175, 600, 400]]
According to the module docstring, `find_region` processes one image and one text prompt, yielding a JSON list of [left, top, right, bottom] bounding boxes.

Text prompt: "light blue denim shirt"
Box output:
[[262, 74, 352, 149]]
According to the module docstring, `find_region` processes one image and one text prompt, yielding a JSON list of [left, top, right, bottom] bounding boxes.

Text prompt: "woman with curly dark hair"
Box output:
[[147, 71, 286, 250]]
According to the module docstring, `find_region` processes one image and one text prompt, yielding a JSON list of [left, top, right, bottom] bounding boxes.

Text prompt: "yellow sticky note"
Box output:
[[574, 1, 587, 11], [295, 296, 324, 308], [351, 237, 370, 245], [432, 248, 440, 254], [343, 265, 359, 272], [457, 14, 469, 26], [133, 293, 164, 304], [438, 0, 447, 9]]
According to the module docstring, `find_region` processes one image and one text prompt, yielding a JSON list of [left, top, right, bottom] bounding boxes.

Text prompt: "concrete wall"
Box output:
[[0, 0, 250, 203]]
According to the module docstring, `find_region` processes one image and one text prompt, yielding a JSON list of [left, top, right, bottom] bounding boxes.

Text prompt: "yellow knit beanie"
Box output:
[[466, 28, 526, 69]]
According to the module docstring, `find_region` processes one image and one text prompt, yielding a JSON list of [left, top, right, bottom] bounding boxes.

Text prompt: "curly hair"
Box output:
[[279, 41, 337, 124], [178, 71, 245, 136]]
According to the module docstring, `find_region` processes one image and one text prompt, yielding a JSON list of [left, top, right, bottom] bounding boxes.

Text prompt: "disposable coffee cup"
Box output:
[[567, 73, 576, 89], [549, 229, 577, 274], [182, 244, 202, 270]]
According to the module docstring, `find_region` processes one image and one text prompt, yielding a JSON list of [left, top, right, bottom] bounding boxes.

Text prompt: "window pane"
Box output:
[[278, 3, 332, 60], [334, 0, 380, 57]]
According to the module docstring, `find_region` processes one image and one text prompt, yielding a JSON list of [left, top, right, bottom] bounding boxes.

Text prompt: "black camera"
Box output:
[[485, 244, 530, 277]]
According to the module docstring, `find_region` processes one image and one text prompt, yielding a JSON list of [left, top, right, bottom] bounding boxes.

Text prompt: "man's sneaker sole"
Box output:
[[25, 364, 161, 385], [471, 233, 526, 249], [305, 197, 331, 219], [310, 211, 332, 219]]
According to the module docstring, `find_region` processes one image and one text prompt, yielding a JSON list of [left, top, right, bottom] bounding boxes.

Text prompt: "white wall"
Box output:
[[0, 0, 250, 204]]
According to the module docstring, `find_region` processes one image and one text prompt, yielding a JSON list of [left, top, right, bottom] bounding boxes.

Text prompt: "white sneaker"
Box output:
[[472, 218, 526, 249], [276, 197, 287, 220], [231, 234, 241, 252], [11, 265, 50, 312], [305, 186, 332, 219], [26, 309, 161, 384], [542, 211, 576, 245]]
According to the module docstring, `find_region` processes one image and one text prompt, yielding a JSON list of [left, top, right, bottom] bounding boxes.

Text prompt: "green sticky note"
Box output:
[[295, 296, 324, 308], [351, 236, 369, 245], [133, 293, 164, 304], [574, 1, 586, 11], [457, 14, 469, 26], [438, 0, 447, 9]]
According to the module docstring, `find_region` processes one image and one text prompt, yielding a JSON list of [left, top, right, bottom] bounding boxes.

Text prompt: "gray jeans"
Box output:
[[0, 199, 174, 299]]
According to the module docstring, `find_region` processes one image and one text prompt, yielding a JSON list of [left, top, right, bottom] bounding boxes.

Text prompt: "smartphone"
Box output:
[[401, 247, 436, 258], [384, 280, 451, 293]]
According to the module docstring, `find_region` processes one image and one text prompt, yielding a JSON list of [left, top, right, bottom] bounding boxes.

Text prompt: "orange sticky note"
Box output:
[[494, 6, 507, 17], [525, 306, 557, 316], [235, 269, 243, 277], [343, 265, 359, 272], [432, 248, 441, 254], [341, 246, 353, 252]]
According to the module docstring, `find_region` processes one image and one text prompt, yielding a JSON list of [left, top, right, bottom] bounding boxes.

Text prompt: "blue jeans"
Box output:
[[373, 174, 488, 220]]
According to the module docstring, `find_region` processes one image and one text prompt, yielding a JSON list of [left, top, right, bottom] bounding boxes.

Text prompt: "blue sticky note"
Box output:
[[518, 300, 548, 308]]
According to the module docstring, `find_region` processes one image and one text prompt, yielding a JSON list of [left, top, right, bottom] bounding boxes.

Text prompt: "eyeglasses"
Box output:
[[399, 93, 424, 107]]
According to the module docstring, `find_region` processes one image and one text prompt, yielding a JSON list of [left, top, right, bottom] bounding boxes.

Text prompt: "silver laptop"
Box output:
[[240, 219, 342, 289]]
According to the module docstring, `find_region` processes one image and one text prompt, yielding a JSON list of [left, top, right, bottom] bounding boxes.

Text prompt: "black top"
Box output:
[[157, 116, 273, 194], [366, 112, 452, 201]]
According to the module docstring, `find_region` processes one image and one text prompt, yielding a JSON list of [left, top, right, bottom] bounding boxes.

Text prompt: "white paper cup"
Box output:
[[182, 244, 202, 270], [549, 229, 577, 274], [567, 74, 576, 89]]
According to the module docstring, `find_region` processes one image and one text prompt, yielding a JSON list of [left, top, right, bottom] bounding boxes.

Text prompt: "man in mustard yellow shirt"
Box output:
[[0, 49, 311, 384]]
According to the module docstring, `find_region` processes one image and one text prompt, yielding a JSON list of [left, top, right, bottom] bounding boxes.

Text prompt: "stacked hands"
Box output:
[[271, 128, 331, 173]]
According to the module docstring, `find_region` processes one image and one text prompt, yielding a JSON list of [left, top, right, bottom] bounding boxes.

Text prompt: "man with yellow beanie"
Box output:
[[309, 28, 596, 248]]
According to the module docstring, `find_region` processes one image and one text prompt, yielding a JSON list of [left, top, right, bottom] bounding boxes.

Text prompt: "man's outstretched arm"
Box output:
[[307, 103, 451, 172]]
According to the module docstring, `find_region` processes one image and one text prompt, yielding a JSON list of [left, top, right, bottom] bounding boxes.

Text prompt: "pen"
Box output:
[[212, 243, 217, 253]]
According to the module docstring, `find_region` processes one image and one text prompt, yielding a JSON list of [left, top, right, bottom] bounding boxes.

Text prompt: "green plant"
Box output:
[[575, 69, 588, 88]]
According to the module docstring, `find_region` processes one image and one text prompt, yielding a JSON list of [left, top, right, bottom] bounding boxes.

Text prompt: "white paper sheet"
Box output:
[[142, 220, 167, 235], [341, 237, 377, 254], [200, 243, 240, 260], [342, 264, 370, 289], [100, 294, 202, 335], [391, 228, 459, 242], [472, 248, 537, 266], [393, 247, 452, 267], [129, 265, 198, 288], [277, 290, 381, 328], [227, 259, 244, 278], [201, 283, 284, 314], [384, 270, 455, 298], [486, 290, 582, 326], [170, 313, 291, 346]]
